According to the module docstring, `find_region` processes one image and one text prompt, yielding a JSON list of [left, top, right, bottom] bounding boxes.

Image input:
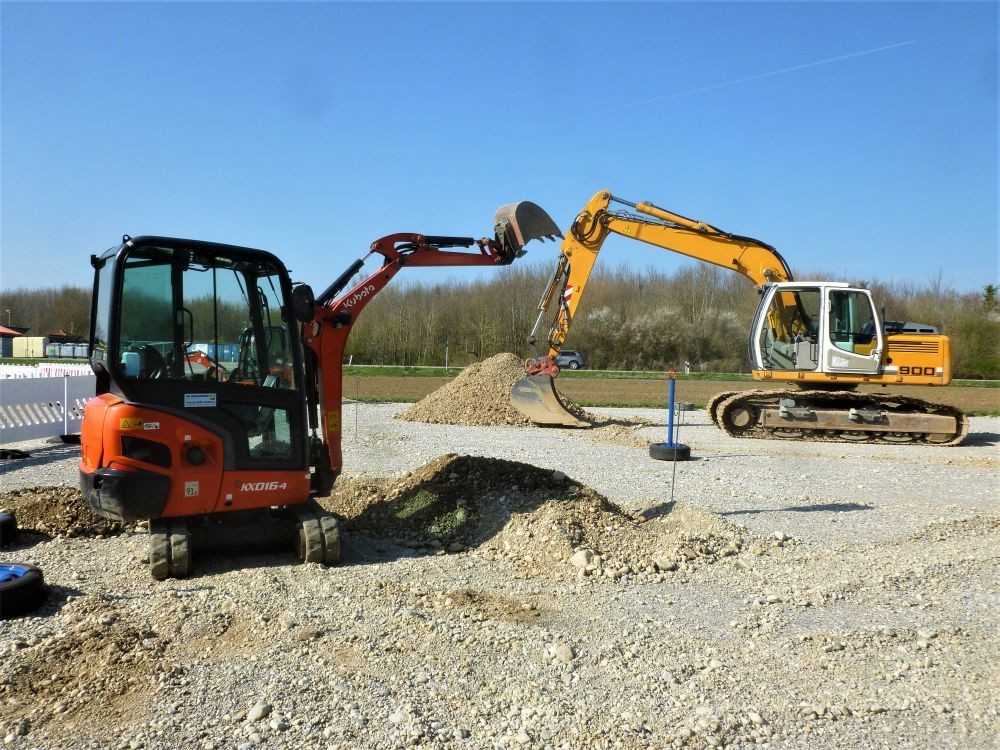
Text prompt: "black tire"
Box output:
[[149, 522, 171, 581], [568, 361, 580, 370], [0, 563, 47, 619], [169, 525, 192, 579], [649, 442, 692, 461], [318, 515, 342, 565], [0, 512, 16, 548]]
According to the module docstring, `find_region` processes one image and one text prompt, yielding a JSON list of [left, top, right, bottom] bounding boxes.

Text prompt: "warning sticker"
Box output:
[[143, 422, 160, 431], [184, 393, 217, 408], [119, 417, 143, 430], [184, 481, 199, 497]]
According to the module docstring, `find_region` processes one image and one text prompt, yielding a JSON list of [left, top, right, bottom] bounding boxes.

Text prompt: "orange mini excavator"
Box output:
[[79, 203, 561, 579]]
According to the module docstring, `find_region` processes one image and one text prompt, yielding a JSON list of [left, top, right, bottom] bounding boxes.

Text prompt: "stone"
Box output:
[[569, 549, 594, 570], [246, 703, 271, 722], [653, 556, 678, 572], [551, 470, 567, 483], [553, 642, 575, 664]]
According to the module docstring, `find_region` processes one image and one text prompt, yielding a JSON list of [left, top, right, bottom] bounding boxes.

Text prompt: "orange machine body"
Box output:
[[81, 393, 309, 520], [753, 334, 952, 387]]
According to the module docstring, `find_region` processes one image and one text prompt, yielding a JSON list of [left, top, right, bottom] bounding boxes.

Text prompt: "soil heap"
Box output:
[[396, 352, 597, 427], [324, 453, 755, 580], [0, 487, 125, 538]]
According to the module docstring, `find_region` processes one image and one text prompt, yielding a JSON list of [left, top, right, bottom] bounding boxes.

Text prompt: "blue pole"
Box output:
[[666, 376, 676, 446]]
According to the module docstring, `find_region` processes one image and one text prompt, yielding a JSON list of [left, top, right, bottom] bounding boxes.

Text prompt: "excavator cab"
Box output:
[[750, 282, 884, 376], [81, 236, 311, 528]]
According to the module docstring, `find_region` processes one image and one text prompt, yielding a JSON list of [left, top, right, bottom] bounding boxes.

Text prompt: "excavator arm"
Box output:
[[513, 189, 794, 426], [302, 202, 561, 493]]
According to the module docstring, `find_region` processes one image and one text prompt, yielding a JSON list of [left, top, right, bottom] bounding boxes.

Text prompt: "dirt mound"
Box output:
[[324, 454, 751, 580], [0, 487, 125, 538], [584, 421, 654, 448], [396, 352, 597, 427], [0, 598, 165, 734]]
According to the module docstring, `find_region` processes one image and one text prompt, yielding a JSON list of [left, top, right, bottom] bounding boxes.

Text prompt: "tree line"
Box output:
[[2, 270, 997, 378]]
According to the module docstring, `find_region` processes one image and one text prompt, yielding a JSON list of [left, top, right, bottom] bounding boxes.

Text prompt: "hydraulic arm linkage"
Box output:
[[512, 189, 793, 426], [303, 202, 561, 491], [526, 189, 792, 377]]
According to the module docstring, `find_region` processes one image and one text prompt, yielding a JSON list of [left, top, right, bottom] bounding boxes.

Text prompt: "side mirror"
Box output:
[[291, 284, 316, 322]]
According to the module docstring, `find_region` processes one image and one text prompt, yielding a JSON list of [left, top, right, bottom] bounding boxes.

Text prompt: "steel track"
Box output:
[[713, 389, 969, 446]]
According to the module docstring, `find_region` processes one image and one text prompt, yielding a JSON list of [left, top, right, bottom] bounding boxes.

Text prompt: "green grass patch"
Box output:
[[392, 489, 440, 520]]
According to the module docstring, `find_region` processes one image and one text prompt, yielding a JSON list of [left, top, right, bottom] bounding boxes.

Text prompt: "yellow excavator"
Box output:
[[511, 190, 968, 446]]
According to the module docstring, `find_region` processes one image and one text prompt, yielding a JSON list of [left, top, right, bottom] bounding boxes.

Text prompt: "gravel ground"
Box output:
[[0, 405, 997, 749]]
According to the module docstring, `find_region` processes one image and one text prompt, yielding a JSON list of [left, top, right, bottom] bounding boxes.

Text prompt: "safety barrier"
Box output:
[[0, 363, 93, 379], [0, 375, 96, 444]]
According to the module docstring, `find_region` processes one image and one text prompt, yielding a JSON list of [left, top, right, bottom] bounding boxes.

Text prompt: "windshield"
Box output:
[[116, 246, 295, 390]]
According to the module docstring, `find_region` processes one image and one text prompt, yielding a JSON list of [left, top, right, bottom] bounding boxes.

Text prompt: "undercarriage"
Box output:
[[708, 389, 968, 446]]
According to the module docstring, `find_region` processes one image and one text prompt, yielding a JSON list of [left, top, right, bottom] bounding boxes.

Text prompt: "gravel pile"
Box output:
[[0, 596, 167, 735], [0, 487, 124, 538], [325, 454, 755, 581], [0, 411, 996, 749], [396, 353, 597, 427]]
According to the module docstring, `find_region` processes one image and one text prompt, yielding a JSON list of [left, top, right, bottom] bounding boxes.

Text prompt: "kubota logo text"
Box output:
[[343, 284, 376, 308]]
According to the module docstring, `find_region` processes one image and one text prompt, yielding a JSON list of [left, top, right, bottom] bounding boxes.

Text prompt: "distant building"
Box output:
[[0, 324, 22, 358]]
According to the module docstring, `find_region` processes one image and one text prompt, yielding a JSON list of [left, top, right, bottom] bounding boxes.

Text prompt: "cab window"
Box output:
[[829, 290, 877, 354]]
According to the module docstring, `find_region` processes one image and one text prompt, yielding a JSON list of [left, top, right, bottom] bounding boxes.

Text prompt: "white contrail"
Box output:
[[632, 39, 917, 106]]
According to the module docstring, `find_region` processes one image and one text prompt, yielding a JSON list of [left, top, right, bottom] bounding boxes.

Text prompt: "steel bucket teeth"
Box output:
[[494, 201, 563, 256], [510, 374, 589, 427]]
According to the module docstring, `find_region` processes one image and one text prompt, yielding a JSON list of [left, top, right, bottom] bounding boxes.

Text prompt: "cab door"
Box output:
[[822, 287, 882, 375]]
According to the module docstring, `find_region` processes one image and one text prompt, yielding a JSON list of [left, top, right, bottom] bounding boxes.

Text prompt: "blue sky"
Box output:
[[2, 1, 996, 292]]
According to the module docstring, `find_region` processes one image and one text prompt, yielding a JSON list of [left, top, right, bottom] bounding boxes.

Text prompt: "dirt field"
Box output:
[[348, 375, 1000, 414], [1, 406, 997, 749]]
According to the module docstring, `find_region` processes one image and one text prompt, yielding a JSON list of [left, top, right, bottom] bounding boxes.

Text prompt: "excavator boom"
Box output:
[[514, 189, 793, 427]]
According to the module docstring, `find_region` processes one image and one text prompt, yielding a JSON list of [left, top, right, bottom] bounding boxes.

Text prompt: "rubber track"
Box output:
[[706, 391, 739, 427], [715, 389, 969, 447]]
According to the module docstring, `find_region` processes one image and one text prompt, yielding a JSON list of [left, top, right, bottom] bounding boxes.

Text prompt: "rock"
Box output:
[[765, 594, 782, 604], [569, 549, 594, 570], [748, 711, 764, 725], [653, 556, 678, 572], [773, 532, 789, 542], [246, 703, 271, 722], [268, 718, 289, 732], [515, 730, 531, 744], [14, 720, 29, 737], [553, 641, 575, 664], [552, 470, 567, 483]]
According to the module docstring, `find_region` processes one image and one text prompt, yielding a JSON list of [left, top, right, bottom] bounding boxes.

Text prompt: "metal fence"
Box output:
[[0, 363, 93, 379], [0, 375, 96, 444]]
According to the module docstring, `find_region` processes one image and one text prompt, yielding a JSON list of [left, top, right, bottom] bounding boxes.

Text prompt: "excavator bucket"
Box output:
[[494, 201, 563, 257], [511, 374, 590, 428]]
